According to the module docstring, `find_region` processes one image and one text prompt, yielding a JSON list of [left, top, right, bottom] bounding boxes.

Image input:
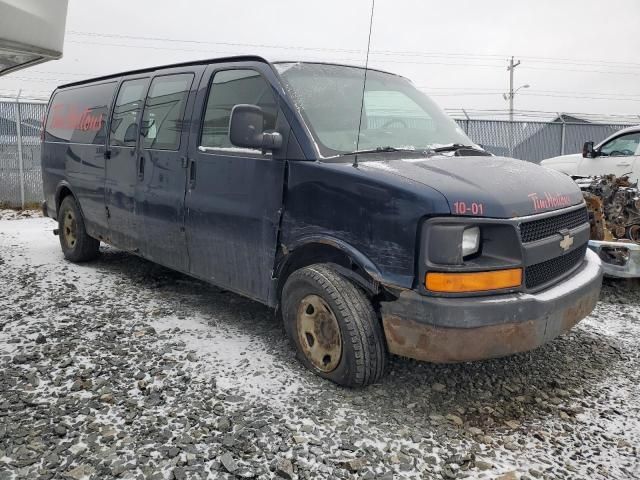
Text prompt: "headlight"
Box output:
[[462, 226, 480, 258]]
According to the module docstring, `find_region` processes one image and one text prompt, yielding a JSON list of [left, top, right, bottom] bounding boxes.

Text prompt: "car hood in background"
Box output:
[[540, 153, 582, 166]]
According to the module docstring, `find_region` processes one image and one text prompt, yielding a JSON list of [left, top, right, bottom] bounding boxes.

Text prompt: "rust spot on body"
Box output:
[[383, 315, 545, 363], [560, 291, 599, 333]]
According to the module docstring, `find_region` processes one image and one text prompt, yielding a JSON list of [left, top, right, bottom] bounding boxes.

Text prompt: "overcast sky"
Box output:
[[1, 0, 639, 120]]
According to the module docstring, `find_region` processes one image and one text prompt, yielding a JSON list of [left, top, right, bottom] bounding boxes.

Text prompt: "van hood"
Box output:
[[358, 155, 584, 218]]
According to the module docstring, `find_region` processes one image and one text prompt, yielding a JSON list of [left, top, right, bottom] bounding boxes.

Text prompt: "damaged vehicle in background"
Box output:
[[41, 57, 603, 387], [541, 126, 640, 277]]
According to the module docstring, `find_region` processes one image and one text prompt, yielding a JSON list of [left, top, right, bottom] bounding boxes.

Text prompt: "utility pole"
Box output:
[[506, 56, 521, 123]]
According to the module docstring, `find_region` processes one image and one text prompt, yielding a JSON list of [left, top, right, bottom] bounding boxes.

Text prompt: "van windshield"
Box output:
[[274, 62, 473, 159]]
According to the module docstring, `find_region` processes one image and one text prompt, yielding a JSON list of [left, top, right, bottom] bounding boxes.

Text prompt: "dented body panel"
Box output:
[[281, 160, 450, 289]]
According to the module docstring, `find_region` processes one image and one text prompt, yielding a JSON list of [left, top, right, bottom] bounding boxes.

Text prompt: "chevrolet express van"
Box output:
[[41, 56, 603, 387]]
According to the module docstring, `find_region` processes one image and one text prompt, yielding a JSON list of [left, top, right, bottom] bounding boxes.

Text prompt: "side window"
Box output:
[[110, 78, 147, 147], [141, 74, 193, 150], [45, 82, 116, 144], [600, 132, 640, 157], [201, 69, 277, 149]]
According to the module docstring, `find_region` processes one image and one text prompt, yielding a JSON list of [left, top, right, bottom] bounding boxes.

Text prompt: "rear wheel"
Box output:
[[282, 264, 387, 387], [58, 196, 100, 262]]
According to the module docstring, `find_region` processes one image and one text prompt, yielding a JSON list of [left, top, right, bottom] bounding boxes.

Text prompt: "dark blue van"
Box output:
[[41, 56, 603, 387]]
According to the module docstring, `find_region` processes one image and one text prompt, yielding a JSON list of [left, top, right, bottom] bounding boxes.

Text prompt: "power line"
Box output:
[[444, 108, 640, 120], [63, 38, 640, 76], [67, 31, 361, 54], [421, 87, 640, 97], [421, 89, 640, 101], [66, 30, 640, 70], [0, 77, 61, 83], [374, 51, 640, 71], [519, 92, 640, 102], [430, 92, 640, 102], [28, 70, 91, 77]]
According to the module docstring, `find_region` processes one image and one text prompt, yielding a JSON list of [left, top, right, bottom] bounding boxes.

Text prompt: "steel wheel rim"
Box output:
[[63, 209, 77, 249], [296, 294, 342, 372]]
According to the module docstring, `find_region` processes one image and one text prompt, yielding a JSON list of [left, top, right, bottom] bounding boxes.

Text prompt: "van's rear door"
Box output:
[[184, 62, 287, 302], [137, 69, 201, 272]]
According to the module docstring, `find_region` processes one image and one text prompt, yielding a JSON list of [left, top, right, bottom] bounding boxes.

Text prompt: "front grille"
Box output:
[[520, 207, 588, 243], [525, 243, 587, 289]]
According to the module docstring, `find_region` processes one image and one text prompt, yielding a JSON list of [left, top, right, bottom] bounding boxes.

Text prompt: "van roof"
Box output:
[[57, 56, 405, 89], [58, 55, 270, 89]]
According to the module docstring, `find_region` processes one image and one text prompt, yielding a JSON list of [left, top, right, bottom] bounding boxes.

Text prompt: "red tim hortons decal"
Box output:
[[528, 192, 572, 211], [50, 104, 104, 132]]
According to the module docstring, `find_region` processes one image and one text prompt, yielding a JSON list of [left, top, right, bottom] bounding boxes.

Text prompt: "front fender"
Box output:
[[286, 234, 386, 285]]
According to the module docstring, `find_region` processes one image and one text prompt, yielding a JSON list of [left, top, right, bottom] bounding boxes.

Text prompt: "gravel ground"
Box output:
[[0, 217, 639, 480]]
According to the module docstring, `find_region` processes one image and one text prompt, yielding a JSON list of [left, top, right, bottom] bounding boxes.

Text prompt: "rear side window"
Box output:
[[201, 69, 277, 149], [45, 82, 116, 144], [141, 74, 193, 151], [110, 78, 148, 147]]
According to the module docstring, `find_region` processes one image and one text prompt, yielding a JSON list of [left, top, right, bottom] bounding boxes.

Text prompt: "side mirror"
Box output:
[[229, 104, 282, 151], [582, 141, 596, 158]]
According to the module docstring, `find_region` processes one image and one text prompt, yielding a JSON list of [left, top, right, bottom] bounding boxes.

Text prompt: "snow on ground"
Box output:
[[0, 217, 639, 479], [0, 209, 41, 221]]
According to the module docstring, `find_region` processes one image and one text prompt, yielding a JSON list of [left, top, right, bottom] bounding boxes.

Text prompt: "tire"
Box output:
[[57, 195, 100, 262], [282, 264, 387, 387]]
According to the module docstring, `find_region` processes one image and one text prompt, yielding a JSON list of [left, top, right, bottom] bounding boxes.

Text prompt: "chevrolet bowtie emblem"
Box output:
[[559, 234, 574, 252]]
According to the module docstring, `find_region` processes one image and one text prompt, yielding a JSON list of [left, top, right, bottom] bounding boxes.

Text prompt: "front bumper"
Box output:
[[588, 240, 640, 278], [379, 249, 603, 363]]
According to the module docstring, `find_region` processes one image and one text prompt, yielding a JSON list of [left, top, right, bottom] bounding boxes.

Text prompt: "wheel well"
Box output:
[[276, 243, 380, 302]]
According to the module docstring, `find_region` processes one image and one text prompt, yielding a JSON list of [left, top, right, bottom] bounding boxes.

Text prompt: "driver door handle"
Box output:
[[616, 161, 631, 167], [188, 159, 196, 189], [138, 156, 145, 179]]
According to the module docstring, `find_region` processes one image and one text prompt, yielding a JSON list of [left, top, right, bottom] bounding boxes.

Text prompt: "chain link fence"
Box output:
[[0, 100, 47, 208], [0, 99, 636, 208]]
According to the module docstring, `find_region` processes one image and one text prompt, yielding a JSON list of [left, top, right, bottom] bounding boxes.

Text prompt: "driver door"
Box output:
[[578, 131, 640, 182]]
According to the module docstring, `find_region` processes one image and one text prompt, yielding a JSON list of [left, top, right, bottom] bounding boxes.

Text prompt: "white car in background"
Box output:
[[541, 125, 640, 278], [541, 125, 640, 183]]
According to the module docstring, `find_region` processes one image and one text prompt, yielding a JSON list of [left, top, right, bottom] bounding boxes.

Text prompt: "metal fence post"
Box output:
[[462, 109, 471, 134], [15, 91, 25, 209], [558, 113, 566, 156]]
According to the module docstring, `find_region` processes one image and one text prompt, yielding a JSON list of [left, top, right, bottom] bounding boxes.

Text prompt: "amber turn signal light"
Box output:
[[425, 268, 522, 293]]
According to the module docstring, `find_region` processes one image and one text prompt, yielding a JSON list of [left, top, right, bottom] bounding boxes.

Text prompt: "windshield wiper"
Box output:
[[343, 146, 424, 156], [342, 144, 487, 157], [430, 143, 486, 154]]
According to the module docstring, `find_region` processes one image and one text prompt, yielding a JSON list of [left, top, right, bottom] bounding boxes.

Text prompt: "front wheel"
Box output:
[[282, 264, 387, 387], [58, 195, 100, 262]]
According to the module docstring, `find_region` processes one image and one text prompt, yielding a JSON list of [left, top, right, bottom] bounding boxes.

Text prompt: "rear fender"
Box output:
[[53, 181, 77, 220]]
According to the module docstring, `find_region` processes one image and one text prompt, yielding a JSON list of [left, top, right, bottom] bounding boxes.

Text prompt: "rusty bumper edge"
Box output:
[[381, 249, 603, 363]]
